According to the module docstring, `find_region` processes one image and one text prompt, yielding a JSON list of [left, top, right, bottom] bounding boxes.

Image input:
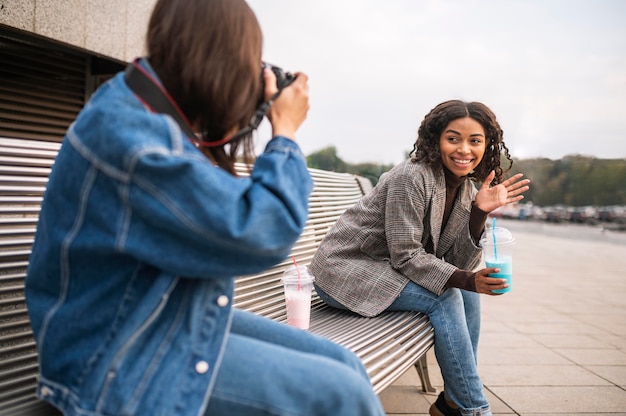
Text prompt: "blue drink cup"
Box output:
[[480, 225, 515, 294]]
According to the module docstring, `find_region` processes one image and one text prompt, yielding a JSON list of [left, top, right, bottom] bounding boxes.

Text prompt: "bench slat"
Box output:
[[307, 305, 434, 393], [369, 334, 434, 393]]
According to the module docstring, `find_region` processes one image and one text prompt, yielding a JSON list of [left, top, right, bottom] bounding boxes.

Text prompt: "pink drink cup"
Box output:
[[282, 265, 315, 330], [285, 291, 312, 329]]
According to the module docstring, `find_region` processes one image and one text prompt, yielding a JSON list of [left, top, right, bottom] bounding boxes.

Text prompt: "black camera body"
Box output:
[[238, 62, 296, 140], [262, 62, 295, 93]]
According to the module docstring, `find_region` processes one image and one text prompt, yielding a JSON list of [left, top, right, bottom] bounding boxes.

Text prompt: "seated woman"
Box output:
[[309, 100, 530, 416]]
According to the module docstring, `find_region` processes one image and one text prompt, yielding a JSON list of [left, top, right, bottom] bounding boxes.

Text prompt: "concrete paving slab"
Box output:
[[505, 321, 613, 336], [479, 331, 544, 348], [488, 385, 626, 414], [379, 384, 432, 414], [555, 348, 626, 366], [479, 364, 611, 386], [586, 365, 626, 387], [529, 333, 610, 349], [483, 388, 516, 415], [604, 334, 626, 350], [479, 345, 574, 365], [520, 414, 626, 416]]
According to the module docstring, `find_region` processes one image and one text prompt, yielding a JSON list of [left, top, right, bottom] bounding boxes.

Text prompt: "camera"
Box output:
[[261, 62, 295, 94]]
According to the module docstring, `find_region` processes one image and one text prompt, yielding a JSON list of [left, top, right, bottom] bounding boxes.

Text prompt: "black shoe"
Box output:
[[429, 392, 462, 416]]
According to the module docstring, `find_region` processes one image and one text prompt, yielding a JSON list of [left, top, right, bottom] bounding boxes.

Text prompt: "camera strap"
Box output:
[[124, 59, 200, 143]]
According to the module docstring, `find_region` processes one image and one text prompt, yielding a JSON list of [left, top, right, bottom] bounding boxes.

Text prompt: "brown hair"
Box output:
[[146, 0, 263, 174], [410, 100, 513, 185]]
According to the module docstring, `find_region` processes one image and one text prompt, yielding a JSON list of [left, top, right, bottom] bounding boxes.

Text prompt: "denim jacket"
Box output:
[[25, 59, 313, 416]]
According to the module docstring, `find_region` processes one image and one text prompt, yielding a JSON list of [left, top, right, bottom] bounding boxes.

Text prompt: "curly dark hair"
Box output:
[[410, 100, 513, 185]]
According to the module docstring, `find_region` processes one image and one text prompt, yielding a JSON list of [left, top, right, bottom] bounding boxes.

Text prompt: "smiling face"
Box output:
[[439, 117, 487, 178]]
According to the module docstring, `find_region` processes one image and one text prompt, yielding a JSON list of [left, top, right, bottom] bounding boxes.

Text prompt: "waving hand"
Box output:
[[474, 171, 530, 214]]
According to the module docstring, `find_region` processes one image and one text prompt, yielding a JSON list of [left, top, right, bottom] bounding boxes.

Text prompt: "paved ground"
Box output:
[[379, 219, 626, 415]]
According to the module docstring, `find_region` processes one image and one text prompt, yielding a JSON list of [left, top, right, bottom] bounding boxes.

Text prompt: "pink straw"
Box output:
[[291, 256, 301, 291]]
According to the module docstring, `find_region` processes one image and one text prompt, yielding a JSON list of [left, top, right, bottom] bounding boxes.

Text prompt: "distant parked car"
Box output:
[[542, 206, 569, 223], [490, 204, 521, 219], [597, 205, 626, 223], [568, 206, 598, 224], [517, 202, 541, 220]]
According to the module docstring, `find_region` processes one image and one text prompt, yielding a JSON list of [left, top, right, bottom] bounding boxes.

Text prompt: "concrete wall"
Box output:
[[0, 0, 157, 62]]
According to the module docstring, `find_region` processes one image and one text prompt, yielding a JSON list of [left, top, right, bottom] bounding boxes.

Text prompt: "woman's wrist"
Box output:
[[469, 203, 489, 243], [445, 270, 477, 292], [271, 128, 296, 141]]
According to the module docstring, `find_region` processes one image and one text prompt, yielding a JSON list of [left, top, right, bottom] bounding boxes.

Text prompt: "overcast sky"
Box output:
[[247, 0, 626, 165]]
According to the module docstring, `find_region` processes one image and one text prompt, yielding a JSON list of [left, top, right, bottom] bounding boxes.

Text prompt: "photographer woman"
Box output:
[[25, 0, 384, 415], [310, 100, 530, 416]]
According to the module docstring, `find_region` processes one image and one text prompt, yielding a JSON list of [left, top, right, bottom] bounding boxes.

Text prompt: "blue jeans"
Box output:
[[205, 309, 385, 416], [315, 282, 492, 416]]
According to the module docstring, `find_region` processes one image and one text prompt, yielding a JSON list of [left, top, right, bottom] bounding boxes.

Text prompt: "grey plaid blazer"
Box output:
[[309, 159, 483, 317]]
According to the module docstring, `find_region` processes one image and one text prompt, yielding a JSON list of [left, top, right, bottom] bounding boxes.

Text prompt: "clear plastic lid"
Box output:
[[480, 226, 515, 247], [282, 264, 315, 282]]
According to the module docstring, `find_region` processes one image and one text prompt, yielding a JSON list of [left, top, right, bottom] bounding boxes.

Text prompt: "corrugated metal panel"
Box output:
[[0, 32, 86, 143], [0, 139, 62, 415], [0, 27, 85, 415]]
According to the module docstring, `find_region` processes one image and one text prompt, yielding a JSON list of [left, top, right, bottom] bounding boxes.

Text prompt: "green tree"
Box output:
[[348, 163, 394, 186], [510, 155, 626, 206], [307, 149, 626, 205], [306, 146, 348, 172], [307, 147, 394, 185]]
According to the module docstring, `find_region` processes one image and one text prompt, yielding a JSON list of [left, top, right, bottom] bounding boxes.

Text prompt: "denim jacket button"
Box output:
[[41, 386, 54, 397], [195, 360, 209, 374], [217, 295, 229, 307]]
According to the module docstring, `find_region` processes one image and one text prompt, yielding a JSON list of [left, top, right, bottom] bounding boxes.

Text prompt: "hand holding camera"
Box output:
[[262, 64, 309, 141]]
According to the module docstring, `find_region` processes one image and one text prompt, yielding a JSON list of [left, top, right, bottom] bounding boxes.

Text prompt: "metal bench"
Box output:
[[233, 166, 436, 395], [0, 137, 435, 415]]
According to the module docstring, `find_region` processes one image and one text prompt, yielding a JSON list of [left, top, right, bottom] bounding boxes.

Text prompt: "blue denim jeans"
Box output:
[[205, 309, 385, 416], [315, 282, 492, 416]]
